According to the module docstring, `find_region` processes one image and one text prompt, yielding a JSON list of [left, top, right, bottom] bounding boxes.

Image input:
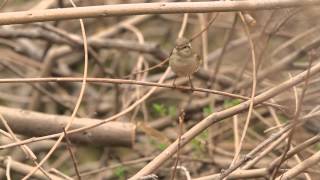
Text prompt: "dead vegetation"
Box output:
[[0, 0, 320, 180]]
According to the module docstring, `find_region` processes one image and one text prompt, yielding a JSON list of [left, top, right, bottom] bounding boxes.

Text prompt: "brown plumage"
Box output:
[[169, 37, 202, 89]]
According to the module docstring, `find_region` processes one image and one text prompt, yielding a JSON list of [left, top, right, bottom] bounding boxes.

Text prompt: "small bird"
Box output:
[[169, 37, 202, 89]]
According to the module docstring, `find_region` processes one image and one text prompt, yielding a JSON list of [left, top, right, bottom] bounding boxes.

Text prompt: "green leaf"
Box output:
[[191, 130, 208, 155], [202, 106, 213, 116], [157, 143, 167, 151], [223, 99, 242, 108], [191, 139, 201, 151], [199, 130, 208, 140], [152, 103, 167, 117], [168, 106, 177, 117], [150, 139, 167, 151], [191, 138, 206, 154], [114, 166, 126, 180]]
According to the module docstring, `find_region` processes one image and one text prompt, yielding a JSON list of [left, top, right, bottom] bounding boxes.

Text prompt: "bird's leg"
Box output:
[[188, 75, 195, 92], [172, 76, 177, 89]]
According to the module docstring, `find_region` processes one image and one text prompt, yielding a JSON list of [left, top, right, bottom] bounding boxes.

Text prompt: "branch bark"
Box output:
[[194, 168, 269, 180], [0, 106, 135, 147], [0, 157, 63, 180], [276, 150, 320, 180], [129, 60, 320, 179], [0, 1, 319, 25]]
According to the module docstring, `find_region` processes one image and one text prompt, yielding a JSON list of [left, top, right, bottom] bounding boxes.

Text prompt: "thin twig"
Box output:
[[0, 77, 284, 109], [174, 166, 191, 180], [63, 129, 81, 180], [178, 8, 189, 38], [271, 51, 314, 179], [129, 55, 320, 180], [229, 11, 257, 167], [0, 111, 53, 179], [207, 13, 236, 89], [0, 61, 73, 110], [170, 110, 185, 180], [197, 13, 209, 70], [122, 58, 169, 79], [0, 69, 171, 150], [122, 11, 218, 78], [5, 156, 11, 180], [277, 150, 320, 180], [189, 13, 219, 42], [22, 0, 89, 178]]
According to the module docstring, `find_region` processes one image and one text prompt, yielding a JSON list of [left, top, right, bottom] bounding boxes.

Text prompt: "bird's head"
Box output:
[[175, 37, 192, 56]]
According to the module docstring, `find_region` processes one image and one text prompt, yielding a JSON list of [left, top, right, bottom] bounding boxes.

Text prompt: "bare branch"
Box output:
[[0, 1, 319, 25], [0, 106, 135, 147]]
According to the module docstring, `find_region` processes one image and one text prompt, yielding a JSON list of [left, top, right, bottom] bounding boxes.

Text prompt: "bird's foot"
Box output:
[[172, 77, 177, 89], [189, 85, 195, 93], [188, 76, 195, 93], [172, 82, 177, 89]]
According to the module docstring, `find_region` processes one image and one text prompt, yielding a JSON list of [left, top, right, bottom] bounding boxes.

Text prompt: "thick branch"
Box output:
[[276, 150, 320, 180], [0, 1, 319, 25], [194, 168, 269, 180], [0, 106, 135, 147], [0, 157, 63, 180], [129, 60, 320, 179]]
